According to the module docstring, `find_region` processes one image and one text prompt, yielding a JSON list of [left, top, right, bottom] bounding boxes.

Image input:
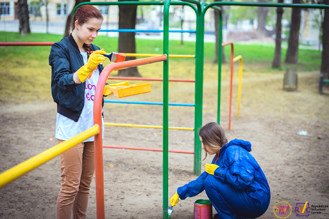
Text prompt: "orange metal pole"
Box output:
[[93, 55, 167, 219], [222, 42, 234, 130]]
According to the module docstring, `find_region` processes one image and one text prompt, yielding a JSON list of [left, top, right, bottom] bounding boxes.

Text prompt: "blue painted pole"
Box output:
[[104, 100, 195, 107], [99, 29, 196, 33]]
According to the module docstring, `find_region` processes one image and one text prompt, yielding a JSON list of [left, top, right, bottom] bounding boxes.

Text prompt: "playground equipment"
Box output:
[[0, 125, 100, 188], [1, 1, 328, 219], [233, 55, 243, 119], [106, 81, 151, 98], [319, 74, 329, 94]]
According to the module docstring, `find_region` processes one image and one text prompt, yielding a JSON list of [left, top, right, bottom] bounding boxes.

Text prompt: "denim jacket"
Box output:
[[49, 34, 104, 122]]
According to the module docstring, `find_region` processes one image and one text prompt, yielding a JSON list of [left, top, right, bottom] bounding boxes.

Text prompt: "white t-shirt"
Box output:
[[55, 51, 104, 142]]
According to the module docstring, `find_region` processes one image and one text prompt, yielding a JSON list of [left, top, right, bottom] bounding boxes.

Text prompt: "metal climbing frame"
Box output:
[[73, 1, 200, 218], [75, 1, 329, 219], [0, 2, 327, 219]]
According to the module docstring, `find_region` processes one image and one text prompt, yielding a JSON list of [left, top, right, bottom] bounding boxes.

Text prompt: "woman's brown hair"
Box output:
[[199, 122, 228, 161], [72, 5, 103, 55]]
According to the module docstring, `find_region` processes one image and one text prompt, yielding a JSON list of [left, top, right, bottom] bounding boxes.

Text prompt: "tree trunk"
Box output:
[[63, 0, 90, 38], [257, 0, 269, 36], [17, 0, 31, 35], [45, 0, 49, 33], [214, 0, 226, 64], [272, 0, 284, 68], [118, 0, 140, 77], [285, 0, 301, 64], [321, 1, 329, 80], [302, 8, 309, 40], [318, 9, 323, 51]]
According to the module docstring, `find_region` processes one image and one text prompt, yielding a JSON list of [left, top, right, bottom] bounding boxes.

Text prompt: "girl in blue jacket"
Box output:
[[49, 5, 108, 219], [170, 122, 271, 219]]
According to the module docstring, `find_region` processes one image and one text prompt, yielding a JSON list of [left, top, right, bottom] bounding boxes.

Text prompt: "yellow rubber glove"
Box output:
[[170, 192, 180, 207], [77, 49, 106, 83], [205, 164, 219, 175]]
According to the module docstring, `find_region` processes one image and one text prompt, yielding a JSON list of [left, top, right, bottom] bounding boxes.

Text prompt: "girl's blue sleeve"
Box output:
[[49, 43, 77, 91], [177, 171, 208, 200]]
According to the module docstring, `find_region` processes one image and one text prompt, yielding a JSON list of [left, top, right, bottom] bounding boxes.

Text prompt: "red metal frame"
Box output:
[[0, 42, 54, 46], [108, 76, 195, 83], [103, 145, 193, 154], [222, 42, 234, 130], [94, 55, 167, 219]]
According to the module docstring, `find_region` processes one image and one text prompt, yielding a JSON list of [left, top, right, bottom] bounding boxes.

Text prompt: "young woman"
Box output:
[[170, 122, 271, 219], [49, 5, 107, 219]]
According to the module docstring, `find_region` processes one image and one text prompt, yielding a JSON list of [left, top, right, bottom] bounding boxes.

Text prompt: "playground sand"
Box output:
[[0, 67, 329, 219]]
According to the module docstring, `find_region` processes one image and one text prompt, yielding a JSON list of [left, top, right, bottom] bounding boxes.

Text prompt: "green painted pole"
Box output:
[[163, 0, 170, 217], [193, 4, 204, 176], [217, 11, 222, 125], [204, 2, 329, 11]]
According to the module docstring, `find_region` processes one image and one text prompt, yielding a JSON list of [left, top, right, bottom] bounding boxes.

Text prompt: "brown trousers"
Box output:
[[56, 140, 95, 219]]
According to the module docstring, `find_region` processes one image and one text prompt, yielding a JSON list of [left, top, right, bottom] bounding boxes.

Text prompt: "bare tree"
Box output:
[[321, 1, 329, 80], [180, 6, 184, 45], [118, 0, 140, 76], [272, 0, 284, 68], [257, 0, 269, 36], [63, 0, 90, 38], [214, 0, 226, 64], [17, 0, 31, 35], [285, 0, 302, 64], [45, 0, 49, 33]]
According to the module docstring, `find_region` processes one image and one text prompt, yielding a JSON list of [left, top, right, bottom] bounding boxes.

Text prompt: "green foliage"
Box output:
[[227, 3, 257, 25], [0, 31, 322, 72], [0, 31, 322, 104]]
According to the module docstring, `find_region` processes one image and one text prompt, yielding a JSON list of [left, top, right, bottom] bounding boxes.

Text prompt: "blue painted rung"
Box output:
[[99, 29, 196, 33], [104, 100, 195, 107]]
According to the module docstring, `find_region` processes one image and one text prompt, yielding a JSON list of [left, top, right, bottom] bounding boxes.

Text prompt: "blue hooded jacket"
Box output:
[[177, 139, 270, 212]]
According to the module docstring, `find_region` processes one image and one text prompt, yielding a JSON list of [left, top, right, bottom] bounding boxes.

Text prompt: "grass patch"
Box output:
[[0, 31, 322, 105]]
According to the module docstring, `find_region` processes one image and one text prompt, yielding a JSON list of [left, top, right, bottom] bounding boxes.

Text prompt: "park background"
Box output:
[[1, 0, 329, 218]]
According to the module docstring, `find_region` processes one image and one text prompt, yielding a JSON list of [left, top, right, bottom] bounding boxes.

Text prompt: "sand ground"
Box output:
[[0, 66, 328, 219]]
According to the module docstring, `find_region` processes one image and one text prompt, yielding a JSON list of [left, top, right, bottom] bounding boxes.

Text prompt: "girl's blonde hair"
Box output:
[[199, 122, 228, 161]]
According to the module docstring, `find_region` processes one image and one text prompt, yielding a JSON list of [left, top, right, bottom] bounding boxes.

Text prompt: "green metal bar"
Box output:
[[204, 2, 222, 126], [181, 0, 200, 5], [202, 2, 329, 125], [72, 1, 198, 17], [217, 11, 223, 125], [204, 2, 222, 12], [193, 3, 204, 176], [163, 0, 170, 217], [204, 2, 329, 11]]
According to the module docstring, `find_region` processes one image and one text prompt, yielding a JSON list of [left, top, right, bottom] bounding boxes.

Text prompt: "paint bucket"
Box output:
[[194, 199, 212, 219]]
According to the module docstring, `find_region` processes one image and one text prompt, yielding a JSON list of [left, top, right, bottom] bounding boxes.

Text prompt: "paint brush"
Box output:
[[102, 52, 126, 63], [91, 51, 126, 63], [168, 206, 173, 218]]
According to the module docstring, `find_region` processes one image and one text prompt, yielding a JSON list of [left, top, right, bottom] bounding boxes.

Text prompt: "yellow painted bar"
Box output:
[[104, 123, 193, 131], [0, 125, 100, 189], [124, 53, 195, 58], [233, 55, 243, 118]]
